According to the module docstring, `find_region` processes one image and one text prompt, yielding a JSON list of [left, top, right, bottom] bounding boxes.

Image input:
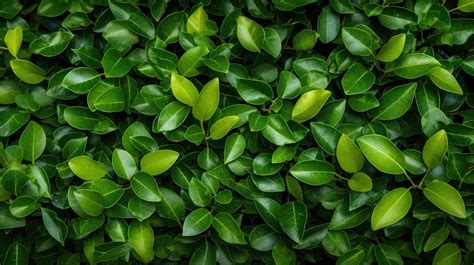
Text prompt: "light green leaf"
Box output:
[[371, 187, 412, 230], [357, 134, 406, 175], [192, 77, 219, 122], [348, 172, 372, 192], [423, 180, 466, 218], [69, 155, 107, 181], [155, 101, 190, 132], [370, 82, 417, 120], [170, 72, 200, 107], [128, 220, 154, 263], [224, 133, 246, 164], [131, 172, 161, 202], [423, 129, 448, 168], [10, 59, 45, 84], [427, 67, 463, 95], [209, 116, 240, 140], [433, 243, 461, 265], [112, 148, 137, 180], [292, 90, 331, 123], [341, 27, 373, 56], [237, 16, 265, 52], [140, 150, 179, 176], [4, 26, 22, 58], [376, 33, 406, 62], [392, 53, 441, 79], [336, 134, 364, 173]]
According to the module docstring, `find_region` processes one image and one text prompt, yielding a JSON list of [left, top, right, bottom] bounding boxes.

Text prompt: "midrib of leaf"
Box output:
[[161, 195, 181, 225], [134, 178, 158, 199], [214, 216, 240, 242], [190, 211, 210, 231]]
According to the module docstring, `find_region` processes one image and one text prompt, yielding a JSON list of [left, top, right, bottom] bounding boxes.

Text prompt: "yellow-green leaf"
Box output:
[[68, 156, 107, 181], [423, 180, 466, 218], [292, 90, 331, 123], [171, 72, 199, 107], [140, 150, 179, 176], [10, 59, 45, 84], [376, 33, 405, 62], [192, 77, 219, 122], [209, 116, 240, 140], [336, 134, 364, 173], [348, 172, 372, 192], [428, 67, 463, 95], [237, 16, 265, 53], [371, 187, 412, 230], [422, 129, 448, 168], [4, 26, 22, 58]]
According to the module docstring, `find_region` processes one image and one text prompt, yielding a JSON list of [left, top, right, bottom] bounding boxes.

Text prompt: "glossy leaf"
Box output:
[[237, 16, 265, 52], [423, 180, 466, 218], [292, 90, 331, 122], [357, 135, 406, 175], [10, 59, 45, 84], [371, 187, 412, 230]]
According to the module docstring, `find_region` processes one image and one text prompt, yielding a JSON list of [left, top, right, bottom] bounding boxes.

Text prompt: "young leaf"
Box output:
[[376, 33, 406, 62], [192, 78, 219, 122], [69, 156, 107, 181], [371, 187, 412, 230], [170, 73, 199, 107], [19, 121, 46, 162], [237, 16, 265, 52], [336, 134, 364, 173], [423, 180, 466, 218], [422, 129, 448, 168], [209, 116, 240, 140], [4, 26, 22, 58], [357, 135, 406, 175], [292, 90, 332, 122]]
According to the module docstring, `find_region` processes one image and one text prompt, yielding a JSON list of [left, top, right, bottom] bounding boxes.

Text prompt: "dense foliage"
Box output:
[[1, 0, 474, 264]]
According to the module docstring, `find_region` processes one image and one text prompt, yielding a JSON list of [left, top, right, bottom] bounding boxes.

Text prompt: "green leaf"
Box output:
[[237, 16, 265, 52], [186, 6, 217, 36], [212, 212, 247, 245], [255, 198, 281, 231], [128, 220, 154, 263], [9, 196, 40, 218], [277, 70, 301, 99], [3, 242, 28, 265], [73, 189, 105, 216], [341, 63, 375, 95], [272, 0, 317, 11], [192, 77, 219, 122], [183, 208, 212, 236], [322, 230, 350, 257], [235, 78, 274, 105], [318, 5, 340, 44], [4, 26, 22, 58], [392, 53, 441, 79], [458, 0, 474, 12], [329, 199, 371, 230], [348, 172, 372, 192], [94, 242, 131, 263], [423, 180, 466, 218], [432, 243, 461, 265], [69, 156, 107, 180], [140, 150, 179, 176], [101, 49, 133, 78], [290, 160, 335, 186], [41, 208, 68, 245], [64, 106, 117, 134], [177, 46, 209, 77], [249, 225, 280, 251], [209, 116, 240, 140], [112, 148, 137, 180], [370, 82, 417, 120], [376, 33, 406, 62], [293, 29, 319, 51], [375, 244, 403, 265], [29, 31, 74, 57], [371, 187, 412, 230], [189, 177, 211, 207], [10, 59, 45, 84], [19, 121, 46, 162], [131, 172, 161, 202], [423, 129, 448, 168], [189, 240, 216, 265], [263, 27, 282, 58], [156, 187, 185, 223], [378, 7, 417, 30], [170, 72, 199, 107], [109, 1, 155, 39], [427, 67, 463, 95], [357, 134, 406, 175], [336, 134, 364, 173], [341, 27, 373, 56], [292, 90, 331, 123], [0, 204, 25, 229], [424, 226, 449, 252], [278, 201, 307, 244], [62, 67, 100, 94], [155, 101, 190, 132], [224, 133, 246, 164]]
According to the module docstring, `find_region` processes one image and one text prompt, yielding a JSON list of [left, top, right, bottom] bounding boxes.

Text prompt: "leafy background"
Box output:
[[0, 0, 474, 264]]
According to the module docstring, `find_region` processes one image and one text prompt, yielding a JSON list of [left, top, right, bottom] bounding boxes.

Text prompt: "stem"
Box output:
[[334, 173, 349, 181], [418, 168, 431, 188], [402, 170, 417, 188], [0, 46, 8, 50]]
